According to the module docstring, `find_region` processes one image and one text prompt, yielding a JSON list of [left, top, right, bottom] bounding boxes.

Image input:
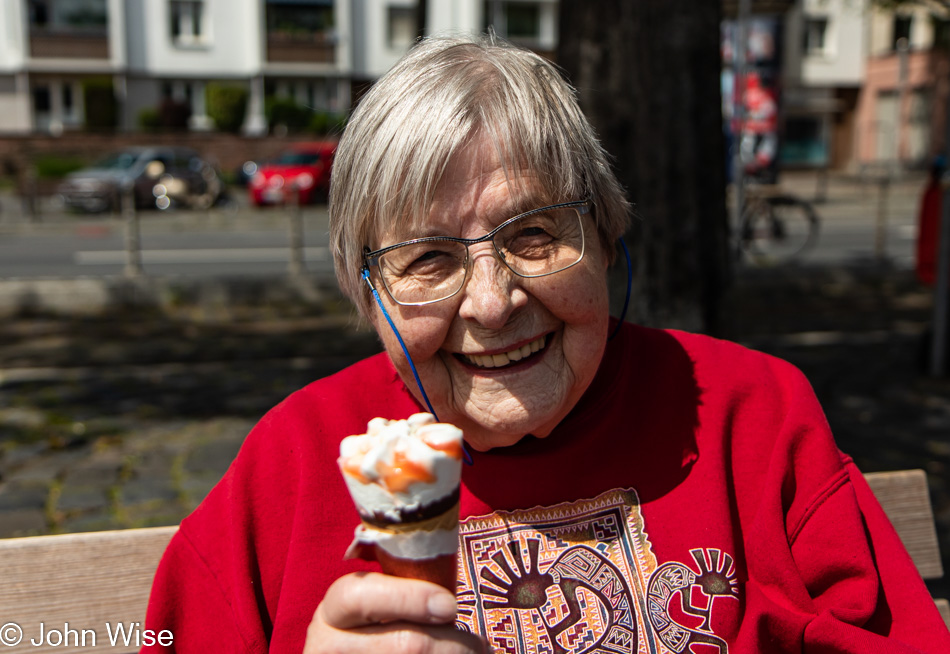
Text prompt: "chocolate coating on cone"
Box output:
[[357, 488, 461, 528]]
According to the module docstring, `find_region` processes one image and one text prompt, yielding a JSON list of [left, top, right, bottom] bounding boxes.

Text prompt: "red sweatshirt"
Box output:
[[143, 323, 950, 652]]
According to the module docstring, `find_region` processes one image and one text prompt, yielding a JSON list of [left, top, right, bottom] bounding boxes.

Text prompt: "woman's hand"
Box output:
[[306, 572, 489, 653]]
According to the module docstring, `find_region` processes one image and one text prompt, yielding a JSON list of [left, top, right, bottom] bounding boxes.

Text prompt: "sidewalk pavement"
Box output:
[[0, 306, 381, 537]]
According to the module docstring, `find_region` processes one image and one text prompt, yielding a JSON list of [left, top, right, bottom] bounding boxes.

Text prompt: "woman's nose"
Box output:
[[457, 250, 527, 328]]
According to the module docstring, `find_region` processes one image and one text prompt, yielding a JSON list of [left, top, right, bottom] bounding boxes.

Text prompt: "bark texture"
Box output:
[[558, 0, 731, 334]]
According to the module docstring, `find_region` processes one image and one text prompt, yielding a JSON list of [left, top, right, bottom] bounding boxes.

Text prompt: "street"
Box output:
[[0, 171, 929, 279], [786, 172, 924, 269], [0, 198, 336, 278]]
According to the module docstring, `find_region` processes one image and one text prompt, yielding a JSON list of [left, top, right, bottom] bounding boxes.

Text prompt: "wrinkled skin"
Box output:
[[370, 136, 610, 452]]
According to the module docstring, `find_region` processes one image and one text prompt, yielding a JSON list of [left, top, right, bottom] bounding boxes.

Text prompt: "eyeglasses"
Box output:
[[362, 199, 590, 306]]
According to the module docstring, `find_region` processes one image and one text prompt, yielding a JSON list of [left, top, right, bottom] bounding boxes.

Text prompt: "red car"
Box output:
[[249, 141, 336, 206]]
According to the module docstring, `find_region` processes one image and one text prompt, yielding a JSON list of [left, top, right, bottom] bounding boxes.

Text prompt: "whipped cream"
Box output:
[[339, 413, 463, 522]]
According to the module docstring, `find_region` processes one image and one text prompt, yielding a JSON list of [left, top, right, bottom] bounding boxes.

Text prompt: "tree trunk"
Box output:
[[557, 0, 730, 335]]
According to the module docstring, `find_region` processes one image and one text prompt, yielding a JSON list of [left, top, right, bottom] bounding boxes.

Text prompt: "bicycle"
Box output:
[[737, 185, 820, 265]]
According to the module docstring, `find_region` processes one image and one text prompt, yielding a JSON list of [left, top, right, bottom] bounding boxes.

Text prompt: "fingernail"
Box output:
[[427, 593, 457, 621]]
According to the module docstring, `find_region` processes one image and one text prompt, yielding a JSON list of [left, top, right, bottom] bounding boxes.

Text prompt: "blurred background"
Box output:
[[0, 0, 949, 601]]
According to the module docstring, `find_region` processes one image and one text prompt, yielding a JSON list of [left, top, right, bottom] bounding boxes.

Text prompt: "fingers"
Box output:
[[309, 572, 490, 653], [319, 572, 459, 629]]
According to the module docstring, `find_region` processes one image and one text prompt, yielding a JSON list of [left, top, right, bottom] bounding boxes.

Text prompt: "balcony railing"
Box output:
[[30, 31, 110, 59], [266, 31, 335, 64]]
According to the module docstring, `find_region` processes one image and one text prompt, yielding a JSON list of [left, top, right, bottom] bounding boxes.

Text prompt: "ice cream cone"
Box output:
[[338, 414, 464, 592], [376, 549, 458, 592]]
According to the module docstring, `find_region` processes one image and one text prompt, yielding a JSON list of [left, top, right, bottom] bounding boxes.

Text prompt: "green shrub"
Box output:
[[266, 97, 312, 134], [206, 83, 248, 133], [83, 78, 117, 130], [138, 107, 161, 132], [307, 111, 328, 135], [35, 155, 86, 179], [308, 111, 347, 135]]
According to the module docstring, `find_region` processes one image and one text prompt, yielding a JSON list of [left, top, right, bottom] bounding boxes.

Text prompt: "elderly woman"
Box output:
[[143, 37, 950, 653]]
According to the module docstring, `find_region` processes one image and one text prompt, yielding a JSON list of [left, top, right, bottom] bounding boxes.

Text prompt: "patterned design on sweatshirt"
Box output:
[[645, 548, 738, 653], [455, 489, 647, 653], [455, 488, 737, 654]]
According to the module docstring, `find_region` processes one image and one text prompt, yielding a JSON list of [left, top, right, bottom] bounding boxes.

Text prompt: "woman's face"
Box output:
[[369, 138, 611, 451]]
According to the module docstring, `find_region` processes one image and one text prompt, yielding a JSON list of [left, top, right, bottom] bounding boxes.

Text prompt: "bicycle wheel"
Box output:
[[741, 195, 818, 264]]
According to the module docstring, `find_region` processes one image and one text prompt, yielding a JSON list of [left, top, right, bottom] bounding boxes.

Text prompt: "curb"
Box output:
[[0, 274, 344, 318]]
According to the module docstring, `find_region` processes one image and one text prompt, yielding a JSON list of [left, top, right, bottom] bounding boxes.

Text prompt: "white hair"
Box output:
[[329, 34, 630, 318]]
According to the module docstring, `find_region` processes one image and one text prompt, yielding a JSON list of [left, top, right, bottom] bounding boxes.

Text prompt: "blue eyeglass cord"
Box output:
[[609, 238, 633, 341], [363, 236, 632, 468], [362, 267, 475, 465]]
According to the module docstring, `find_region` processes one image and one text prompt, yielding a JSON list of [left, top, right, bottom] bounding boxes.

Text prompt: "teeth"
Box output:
[[464, 336, 547, 369]]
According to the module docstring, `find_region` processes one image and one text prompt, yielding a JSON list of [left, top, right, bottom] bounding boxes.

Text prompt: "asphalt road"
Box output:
[[0, 200, 337, 278], [0, 172, 927, 279]]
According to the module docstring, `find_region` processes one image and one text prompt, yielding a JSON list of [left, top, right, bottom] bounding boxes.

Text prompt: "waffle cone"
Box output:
[[376, 548, 458, 592], [361, 502, 459, 534]]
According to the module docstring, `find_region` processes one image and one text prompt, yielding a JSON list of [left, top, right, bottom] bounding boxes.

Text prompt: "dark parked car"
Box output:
[[58, 147, 224, 213], [248, 141, 336, 207]]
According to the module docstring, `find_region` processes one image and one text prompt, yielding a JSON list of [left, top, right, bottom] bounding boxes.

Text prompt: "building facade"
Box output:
[[0, 0, 356, 135], [855, 3, 950, 169], [779, 0, 868, 170], [0, 0, 558, 136]]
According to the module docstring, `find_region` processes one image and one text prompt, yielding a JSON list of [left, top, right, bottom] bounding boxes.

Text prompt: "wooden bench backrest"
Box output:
[[863, 469, 944, 580], [0, 526, 177, 653], [0, 471, 945, 653], [862, 469, 949, 627]]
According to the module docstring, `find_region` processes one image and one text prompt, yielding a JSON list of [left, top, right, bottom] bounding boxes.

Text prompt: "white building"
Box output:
[[780, 0, 868, 169], [0, 0, 126, 133], [0, 0, 557, 135]]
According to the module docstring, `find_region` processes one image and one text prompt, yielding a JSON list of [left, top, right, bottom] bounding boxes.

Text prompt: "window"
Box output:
[[802, 17, 829, 56], [33, 86, 51, 113], [29, 0, 107, 32], [893, 15, 912, 51], [780, 116, 828, 166], [267, 2, 335, 38], [29, 1, 49, 27], [170, 0, 206, 45], [505, 3, 540, 39], [933, 16, 950, 51], [388, 5, 416, 49], [483, 1, 542, 41]]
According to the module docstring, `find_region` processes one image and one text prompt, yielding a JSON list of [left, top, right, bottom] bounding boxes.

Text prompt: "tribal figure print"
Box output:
[[456, 489, 738, 654]]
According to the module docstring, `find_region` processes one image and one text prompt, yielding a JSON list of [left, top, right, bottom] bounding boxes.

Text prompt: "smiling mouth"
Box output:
[[456, 335, 550, 370]]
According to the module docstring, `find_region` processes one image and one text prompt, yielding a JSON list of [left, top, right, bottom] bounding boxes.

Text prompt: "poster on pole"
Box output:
[[721, 16, 783, 184]]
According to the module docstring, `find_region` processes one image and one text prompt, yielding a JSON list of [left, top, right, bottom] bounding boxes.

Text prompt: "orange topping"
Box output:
[[378, 451, 435, 493], [341, 458, 372, 484], [421, 438, 464, 461]]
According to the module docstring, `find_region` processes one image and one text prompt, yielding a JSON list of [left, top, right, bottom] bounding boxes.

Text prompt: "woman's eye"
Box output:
[[414, 250, 445, 263], [403, 248, 457, 275], [518, 226, 549, 238], [507, 224, 555, 251]]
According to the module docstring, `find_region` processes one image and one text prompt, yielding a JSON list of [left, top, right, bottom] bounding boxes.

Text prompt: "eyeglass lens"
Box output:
[[378, 206, 585, 305]]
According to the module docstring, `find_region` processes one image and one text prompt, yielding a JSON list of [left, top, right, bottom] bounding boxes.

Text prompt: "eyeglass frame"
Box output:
[[361, 199, 592, 307]]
